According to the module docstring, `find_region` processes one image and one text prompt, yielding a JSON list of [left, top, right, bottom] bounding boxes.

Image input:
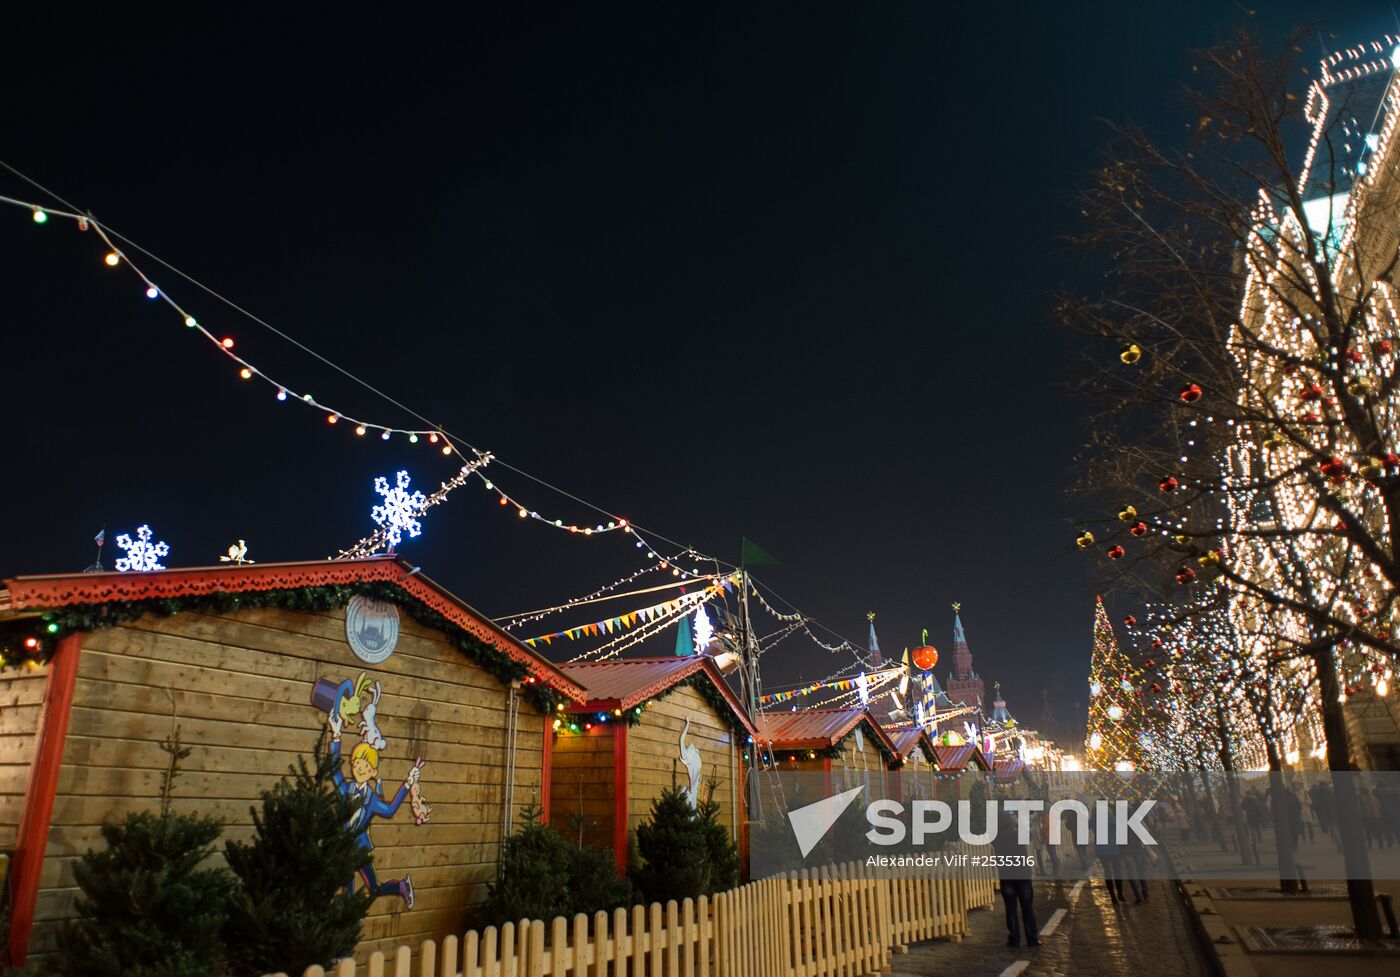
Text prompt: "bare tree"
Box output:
[[1062, 21, 1399, 936]]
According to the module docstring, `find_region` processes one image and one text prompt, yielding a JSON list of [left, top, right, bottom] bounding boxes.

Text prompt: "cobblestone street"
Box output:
[[890, 875, 1212, 977]]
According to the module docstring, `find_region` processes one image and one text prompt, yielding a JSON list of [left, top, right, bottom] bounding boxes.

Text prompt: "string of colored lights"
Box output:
[[1, 170, 878, 676], [749, 584, 803, 623], [5, 195, 464, 450], [760, 657, 866, 692], [495, 557, 700, 628]]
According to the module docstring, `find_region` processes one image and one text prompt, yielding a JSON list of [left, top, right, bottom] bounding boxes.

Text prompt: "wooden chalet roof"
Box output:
[[884, 724, 940, 768], [931, 744, 992, 773], [559, 656, 756, 733], [0, 556, 587, 701], [993, 758, 1027, 783], [754, 708, 897, 756]]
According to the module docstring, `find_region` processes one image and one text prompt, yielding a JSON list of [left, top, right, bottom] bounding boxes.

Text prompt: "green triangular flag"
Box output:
[[740, 536, 780, 566]]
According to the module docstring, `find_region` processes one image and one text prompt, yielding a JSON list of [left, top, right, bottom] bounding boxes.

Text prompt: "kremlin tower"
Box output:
[[945, 604, 986, 711]]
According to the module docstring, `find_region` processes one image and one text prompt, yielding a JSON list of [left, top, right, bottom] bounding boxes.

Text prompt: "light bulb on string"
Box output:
[[276, 389, 287, 401], [145, 286, 159, 299], [31, 209, 46, 224], [104, 252, 120, 267], [239, 367, 253, 380], [221, 338, 234, 349], [184, 316, 197, 327], [355, 425, 367, 436]]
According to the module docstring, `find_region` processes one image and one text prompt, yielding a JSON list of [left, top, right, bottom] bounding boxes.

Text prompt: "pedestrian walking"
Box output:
[[1094, 814, 1125, 903], [1172, 800, 1191, 843], [1123, 818, 1153, 904], [1310, 782, 1340, 851], [1360, 785, 1384, 849], [1242, 790, 1265, 844], [1035, 810, 1061, 877], [1376, 783, 1400, 848], [1293, 786, 1314, 844], [994, 810, 1038, 948]]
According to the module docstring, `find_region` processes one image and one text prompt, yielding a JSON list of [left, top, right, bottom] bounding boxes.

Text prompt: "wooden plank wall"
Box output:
[[625, 686, 741, 842], [0, 666, 49, 849], [27, 605, 545, 969], [547, 724, 615, 852]]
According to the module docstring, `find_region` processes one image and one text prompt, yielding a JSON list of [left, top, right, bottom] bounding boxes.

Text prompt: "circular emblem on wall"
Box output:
[[345, 594, 400, 664]]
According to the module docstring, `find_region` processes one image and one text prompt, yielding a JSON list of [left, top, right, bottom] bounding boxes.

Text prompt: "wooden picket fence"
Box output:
[[268, 846, 999, 977]]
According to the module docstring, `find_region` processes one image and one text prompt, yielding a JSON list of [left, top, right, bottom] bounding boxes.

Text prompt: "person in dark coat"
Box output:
[[994, 810, 1039, 948], [1094, 814, 1125, 903]]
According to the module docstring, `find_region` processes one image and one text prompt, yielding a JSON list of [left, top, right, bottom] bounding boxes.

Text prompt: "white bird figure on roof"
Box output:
[[219, 540, 252, 565], [679, 716, 703, 809]]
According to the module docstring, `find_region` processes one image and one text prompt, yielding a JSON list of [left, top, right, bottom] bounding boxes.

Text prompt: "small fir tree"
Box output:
[[484, 803, 573, 924], [566, 843, 633, 915], [56, 811, 233, 977], [697, 781, 740, 892], [221, 737, 374, 977], [631, 786, 710, 904]]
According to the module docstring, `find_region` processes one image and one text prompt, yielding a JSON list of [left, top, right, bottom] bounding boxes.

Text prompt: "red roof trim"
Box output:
[[1, 557, 586, 701], [563, 656, 756, 734]]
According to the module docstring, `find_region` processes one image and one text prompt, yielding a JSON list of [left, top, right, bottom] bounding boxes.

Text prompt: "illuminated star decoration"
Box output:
[[114, 525, 170, 572], [371, 470, 428, 552]]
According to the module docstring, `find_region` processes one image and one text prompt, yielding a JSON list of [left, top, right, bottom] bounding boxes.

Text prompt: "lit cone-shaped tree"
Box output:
[[1085, 596, 1148, 772]]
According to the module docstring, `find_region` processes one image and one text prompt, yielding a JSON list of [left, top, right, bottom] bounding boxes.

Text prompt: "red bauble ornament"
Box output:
[[1179, 383, 1203, 403], [911, 645, 939, 671], [1320, 457, 1347, 483], [1375, 340, 1394, 356], [1107, 545, 1125, 560], [1124, 615, 1137, 627], [1159, 476, 1179, 493], [1130, 521, 1149, 537], [1150, 682, 1162, 693], [1301, 384, 1323, 402], [1175, 566, 1197, 584]]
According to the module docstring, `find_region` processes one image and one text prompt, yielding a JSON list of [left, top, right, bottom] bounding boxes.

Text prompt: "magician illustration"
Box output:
[[313, 673, 431, 909]]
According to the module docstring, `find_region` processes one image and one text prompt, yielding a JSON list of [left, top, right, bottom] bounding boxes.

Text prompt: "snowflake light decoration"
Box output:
[[693, 604, 714, 655], [371, 470, 428, 551], [114, 525, 169, 572]]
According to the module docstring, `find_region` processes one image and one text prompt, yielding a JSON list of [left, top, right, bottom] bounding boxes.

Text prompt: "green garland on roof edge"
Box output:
[[0, 582, 563, 712], [558, 671, 752, 742]]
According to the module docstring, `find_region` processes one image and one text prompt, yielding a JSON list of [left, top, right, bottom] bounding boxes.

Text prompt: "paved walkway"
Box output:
[[890, 874, 1212, 977]]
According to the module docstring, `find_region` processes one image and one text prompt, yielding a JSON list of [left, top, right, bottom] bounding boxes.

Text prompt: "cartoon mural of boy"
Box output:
[[328, 707, 425, 909]]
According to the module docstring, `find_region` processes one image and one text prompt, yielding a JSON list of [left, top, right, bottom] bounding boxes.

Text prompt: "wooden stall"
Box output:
[[548, 656, 755, 872], [885, 724, 940, 802], [754, 708, 897, 799], [931, 742, 991, 803], [992, 757, 1029, 790], [0, 557, 586, 970]]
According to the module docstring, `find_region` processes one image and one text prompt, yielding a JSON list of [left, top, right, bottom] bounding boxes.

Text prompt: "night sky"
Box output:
[[0, 3, 1381, 742]]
